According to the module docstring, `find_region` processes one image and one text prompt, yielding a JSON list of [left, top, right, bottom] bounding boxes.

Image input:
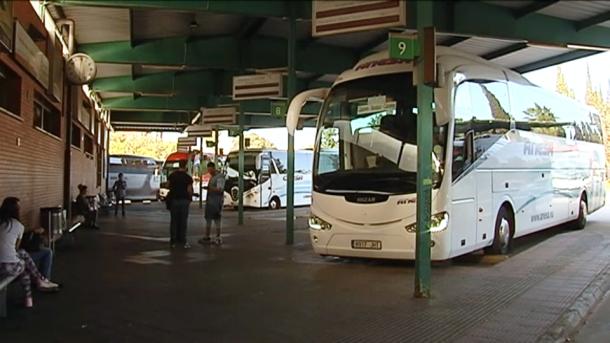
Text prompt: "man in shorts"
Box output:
[[199, 162, 225, 245]]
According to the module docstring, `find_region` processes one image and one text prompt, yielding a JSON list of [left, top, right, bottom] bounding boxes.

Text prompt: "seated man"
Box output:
[[76, 185, 99, 230]]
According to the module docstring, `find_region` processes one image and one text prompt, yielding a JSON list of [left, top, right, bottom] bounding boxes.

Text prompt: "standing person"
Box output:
[[76, 185, 99, 230], [193, 151, 201, 177], [0, 197, 60, 308], [112, 173, 127, 217], [167, 160, 193, 248], [199, 162, 226, 246]]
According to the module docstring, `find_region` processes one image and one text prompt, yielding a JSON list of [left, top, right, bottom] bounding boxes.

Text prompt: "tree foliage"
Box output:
[[555, 67, 575, 99], [523, 104, 565, 137], [109, 131, 177, 161], [231, 132, 276, 151], [320, 127, 339, 149]]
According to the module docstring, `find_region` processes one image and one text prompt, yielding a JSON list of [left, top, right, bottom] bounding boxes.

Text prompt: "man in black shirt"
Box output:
[[167, 160, 193, 248]]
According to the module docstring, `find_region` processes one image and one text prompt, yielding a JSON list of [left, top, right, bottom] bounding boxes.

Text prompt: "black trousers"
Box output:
[[115, 196, 125, 216], [85, 210, 97, 228], [170, 199, 190, 244]]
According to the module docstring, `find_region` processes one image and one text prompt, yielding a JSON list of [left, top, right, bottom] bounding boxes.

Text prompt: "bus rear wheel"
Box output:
[[486, 206, 513, 255], [269, 197, 281, 210], [572, 197, 587, 230]]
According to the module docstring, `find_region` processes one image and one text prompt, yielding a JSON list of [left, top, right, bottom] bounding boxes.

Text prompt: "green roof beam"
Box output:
[[78, 35, 356, 75], [514, 50, 600, 74], [110, 111, 194, 124], [94, 71, 331, 97], [93, 70, 222, 95], [575, 11, 610, 31], [482, 42, 528, 60], [51, 0, 312, 19], [406, 1, 610, 50], [513, 1, 559, 19], [103, 95, 204, 111]]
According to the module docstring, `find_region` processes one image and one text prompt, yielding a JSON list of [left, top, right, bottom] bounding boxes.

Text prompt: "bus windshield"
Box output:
[[270, 151, 313, 174], [313, 73, 446, 195]]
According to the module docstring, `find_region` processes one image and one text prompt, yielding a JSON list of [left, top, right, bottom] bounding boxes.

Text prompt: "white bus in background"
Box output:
[[287, 47, 605, 260], [108, 155, 161, 201], [224, 149, 314, 209]]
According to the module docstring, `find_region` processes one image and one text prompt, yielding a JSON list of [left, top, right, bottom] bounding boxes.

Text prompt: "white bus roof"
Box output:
[[334, 46, 532, 87]]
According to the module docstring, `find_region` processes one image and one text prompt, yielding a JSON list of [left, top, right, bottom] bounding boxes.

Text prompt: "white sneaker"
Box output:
[[39, 279, 59, 289], [214, 237, 223, 245]]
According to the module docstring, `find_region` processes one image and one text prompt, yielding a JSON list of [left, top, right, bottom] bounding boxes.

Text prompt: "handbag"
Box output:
[[165, 190, 173, 210], [20, 231, 43, 252]]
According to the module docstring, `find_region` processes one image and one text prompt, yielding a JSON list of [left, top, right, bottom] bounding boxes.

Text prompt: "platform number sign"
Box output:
[[389, 33, 419, 60], [271, 101, 287, 118]]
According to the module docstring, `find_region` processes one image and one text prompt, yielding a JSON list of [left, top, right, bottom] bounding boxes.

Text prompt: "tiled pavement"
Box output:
[[1, 203, 609, 342]]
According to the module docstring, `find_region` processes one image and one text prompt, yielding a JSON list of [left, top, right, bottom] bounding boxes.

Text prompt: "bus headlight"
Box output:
[[405, 212, 449, 233], [309, 215, 332, 231]]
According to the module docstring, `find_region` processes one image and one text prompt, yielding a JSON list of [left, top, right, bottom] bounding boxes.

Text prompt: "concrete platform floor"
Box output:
[[1, 202, 610, 342]]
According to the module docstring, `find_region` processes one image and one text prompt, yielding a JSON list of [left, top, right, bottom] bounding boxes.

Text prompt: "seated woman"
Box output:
[[20, 226, 54, 280], [76, 185, 99, 230], [0, 197, 60, 308]]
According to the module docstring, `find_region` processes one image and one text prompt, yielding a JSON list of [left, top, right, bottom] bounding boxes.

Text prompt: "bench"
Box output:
[[0, 274, 17, 318]]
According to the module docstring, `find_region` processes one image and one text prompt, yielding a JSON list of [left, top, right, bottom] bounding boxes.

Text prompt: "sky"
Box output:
[[162, 51, 610, 154], [524, 51, 610, 103]]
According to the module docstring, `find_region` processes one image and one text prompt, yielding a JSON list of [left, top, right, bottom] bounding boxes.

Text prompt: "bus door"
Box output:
[[451, 131, 477, 252], [259, 153, 273, 207]]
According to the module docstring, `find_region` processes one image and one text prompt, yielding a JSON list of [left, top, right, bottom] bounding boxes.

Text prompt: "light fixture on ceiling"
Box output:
[[566, 44, 608, 52], [190, 112, 201, 125]]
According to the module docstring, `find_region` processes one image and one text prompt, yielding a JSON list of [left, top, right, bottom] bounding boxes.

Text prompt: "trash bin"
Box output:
[[40, 207, 66, 250]]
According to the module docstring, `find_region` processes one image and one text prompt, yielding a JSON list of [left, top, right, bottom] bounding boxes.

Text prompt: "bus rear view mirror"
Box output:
[[287, 88, 329, 136]]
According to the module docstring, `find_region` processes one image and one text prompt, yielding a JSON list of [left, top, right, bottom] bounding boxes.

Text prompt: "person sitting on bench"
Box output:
[[76, 185, 99, 230], [0, 197, 60, 308], [20, 226, 54, 280]]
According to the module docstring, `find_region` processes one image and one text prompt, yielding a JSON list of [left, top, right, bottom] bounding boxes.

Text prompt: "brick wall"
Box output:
[[0, 2, 109, 227], [0, 53, 65, 228]]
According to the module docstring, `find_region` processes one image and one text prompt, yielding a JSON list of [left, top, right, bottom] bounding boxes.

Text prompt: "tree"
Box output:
[[480, 84, 511, 120], [230, 132, 276, 151], [555, 67, 575, 99], [320, 127, 338, 149], [109, 131, 176, 160], [584, 64, 610, 166], [523, 103, 565, 137]]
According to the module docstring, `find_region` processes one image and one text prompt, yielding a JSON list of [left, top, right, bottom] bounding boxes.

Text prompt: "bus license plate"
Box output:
[[352, 240, 382, 250]]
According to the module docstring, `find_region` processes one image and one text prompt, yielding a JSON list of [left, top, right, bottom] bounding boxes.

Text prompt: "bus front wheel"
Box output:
[[486, 206, 513, 255], [269, 197, 281, 210]]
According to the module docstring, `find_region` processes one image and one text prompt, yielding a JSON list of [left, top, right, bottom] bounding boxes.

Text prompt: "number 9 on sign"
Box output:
[[398, 41, 407, 56]]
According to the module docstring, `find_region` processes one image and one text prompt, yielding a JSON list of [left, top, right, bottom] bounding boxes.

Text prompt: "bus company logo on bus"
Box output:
[[283, 175, 304, 181], [523, 142, 553, 157], [531, 211, 554, 223], [397, 198, 416, 205], [345, 194, 389, 203], [354, 58, 410, 71]]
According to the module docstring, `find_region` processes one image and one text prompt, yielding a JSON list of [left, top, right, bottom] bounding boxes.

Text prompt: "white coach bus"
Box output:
[[224, 149, 314, 209], [287, 47, 606, 260]]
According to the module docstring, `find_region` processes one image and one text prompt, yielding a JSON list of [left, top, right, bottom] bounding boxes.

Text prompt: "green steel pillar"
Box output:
[[286, 4, 297, 245], [414, 0, 434, 299], [238, 107, 245, 225], [199, 137, 204, 209], [214, 126, 219, 165]]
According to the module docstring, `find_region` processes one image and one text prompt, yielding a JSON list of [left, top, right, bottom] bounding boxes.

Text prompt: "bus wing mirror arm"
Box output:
[[286, 88, 329, 136], [465, 130, 475, 163]]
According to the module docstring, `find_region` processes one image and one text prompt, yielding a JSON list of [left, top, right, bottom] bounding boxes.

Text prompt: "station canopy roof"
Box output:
[[46, 0, 610, 131]]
